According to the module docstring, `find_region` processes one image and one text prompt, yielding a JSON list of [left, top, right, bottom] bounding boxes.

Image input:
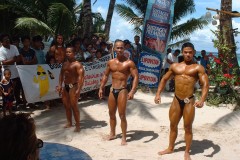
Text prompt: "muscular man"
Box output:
[[154, 42, 209, 160], [99, 40, 138, 145], [57, 46, 85, 132], [49, 34, 66, 63]]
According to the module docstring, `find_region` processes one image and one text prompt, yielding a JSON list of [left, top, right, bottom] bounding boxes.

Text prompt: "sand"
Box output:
[[33, 90, 240, 160]]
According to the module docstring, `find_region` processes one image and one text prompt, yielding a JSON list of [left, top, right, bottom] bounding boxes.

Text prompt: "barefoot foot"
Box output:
[[184, 152, 191, 160], [64, 123, 72, 128], [103, 134, 116, 141], [74, 126, 80, 132], [121, 138, 127, 146], [158, 148, 173, 155]]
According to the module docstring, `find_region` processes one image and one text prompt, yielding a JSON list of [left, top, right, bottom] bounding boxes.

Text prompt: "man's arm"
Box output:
[[195, 65, 209, 107], [76, 63, 85, 96], [57, 64, 64, 94], [99, 61, 111, 99], [1, 57, 17, 65], [128, 61, 138, 99], [155, 64, 174, 104]]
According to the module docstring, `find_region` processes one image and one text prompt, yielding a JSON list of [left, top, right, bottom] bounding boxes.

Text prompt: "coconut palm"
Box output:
[[0, 0, 79, 37], [115, 0, 209, 45], [81, 0, 93, 38], [104, 0, 116, 40]]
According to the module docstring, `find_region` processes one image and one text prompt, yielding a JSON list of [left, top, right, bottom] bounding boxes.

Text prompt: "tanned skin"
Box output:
[[49, 35, 66, 63], [57, 47, 85, 132], [99, 40, 138, 145], [154, 43, 209, 160]]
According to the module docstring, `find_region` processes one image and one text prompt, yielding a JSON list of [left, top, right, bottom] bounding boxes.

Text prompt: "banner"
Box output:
[[138, 52, 162, 87], [16, 55, 112, 103], [142, 0, 174, 55]]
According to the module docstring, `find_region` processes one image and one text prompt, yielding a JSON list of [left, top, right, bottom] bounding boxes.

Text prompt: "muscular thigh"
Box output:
[[108, 91, 117, 115], [169, 98, 183, 124], [117, 89, 128, 115], [183, 99, 195, 126], [69, 87, 78, 106], [62, 88, 70, 104]]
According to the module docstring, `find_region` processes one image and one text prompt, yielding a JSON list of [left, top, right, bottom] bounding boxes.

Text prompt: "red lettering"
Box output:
[[142, 58, 159, 65], [140, 75, 157, 82]]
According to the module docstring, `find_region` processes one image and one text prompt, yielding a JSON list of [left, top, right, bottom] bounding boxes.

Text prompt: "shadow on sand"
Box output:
[[174, 139, 221, 157], [33, 99, 107, 141], [125, 130, 159, 143]]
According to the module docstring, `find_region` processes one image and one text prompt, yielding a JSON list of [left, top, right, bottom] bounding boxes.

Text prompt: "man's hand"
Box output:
[[193, 101, 204, 108], [56, 86, 62, 96], [127, 91, 134, 100], [98, 88, 103, 99], [75, 89, 80, 100], [154, 95, 161, 104]]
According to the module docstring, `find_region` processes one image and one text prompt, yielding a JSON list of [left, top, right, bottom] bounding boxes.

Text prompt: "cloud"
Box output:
[[109, 12, 135, 42]]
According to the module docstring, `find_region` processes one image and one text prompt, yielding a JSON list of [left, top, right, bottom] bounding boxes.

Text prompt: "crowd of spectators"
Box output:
[[0, 33, 142, 115]]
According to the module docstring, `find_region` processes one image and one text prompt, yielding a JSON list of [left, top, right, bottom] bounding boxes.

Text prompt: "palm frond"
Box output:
[[171, 16, 209, 40], [115, 4, 139, 24], [173, 0, 195, 25], [168, 38, 190, 49], [121, 0, 147, 15], [47, 3, 74, 36], [15, 17, 54, 34]]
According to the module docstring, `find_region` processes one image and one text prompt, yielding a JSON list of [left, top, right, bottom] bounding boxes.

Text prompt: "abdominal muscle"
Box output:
[[111, 72, 129, 89], [174, 75, 197, 99]]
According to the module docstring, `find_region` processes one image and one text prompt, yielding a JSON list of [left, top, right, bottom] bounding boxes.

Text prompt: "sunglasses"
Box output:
[[37, 139, 44, 148], [37, 72, 46, 75]]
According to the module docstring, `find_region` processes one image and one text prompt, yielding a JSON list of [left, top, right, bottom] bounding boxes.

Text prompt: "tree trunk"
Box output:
[[219, 0, 240, 73], [104, 0, 116, 40], [82, 0, 93, 38]]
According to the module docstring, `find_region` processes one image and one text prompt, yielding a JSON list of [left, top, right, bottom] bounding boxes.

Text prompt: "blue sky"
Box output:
[[78, 0, 240, 52]]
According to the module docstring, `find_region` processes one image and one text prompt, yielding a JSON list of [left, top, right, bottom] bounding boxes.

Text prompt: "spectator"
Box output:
[[100, 41, 109, 56], [0, 113, 43, 160], [162, 48, 172, 74], [20, 35, 37, 65], [132, 35, 142, 65], [0, 69, 14, 116], [200, 50, 209, 73], [72, 38, 84, 62], [32, 35, 46, 64], [20, 35, 38, 108], [94, 49, 103, 62], [84, 44, 94, 62], [11, 36, 21, 51], [123, 39, 133, 60], [48, 34, 66, 63], [0, 34, 23, 108]]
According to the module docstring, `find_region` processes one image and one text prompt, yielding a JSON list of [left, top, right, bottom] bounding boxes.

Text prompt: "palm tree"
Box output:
[[218, 0, 239, 71], [81, 0, 93, 38], [104, 0, 116, 40], [115, 0, 209, 46], [0, 0, 79, 38]]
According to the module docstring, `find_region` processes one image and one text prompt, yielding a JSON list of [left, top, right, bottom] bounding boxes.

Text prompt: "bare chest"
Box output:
[[62, 63, 77, 75], [110, 62, 130, 74]]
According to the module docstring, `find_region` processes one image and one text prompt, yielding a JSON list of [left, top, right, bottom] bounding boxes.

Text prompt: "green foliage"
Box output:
[[115, 0, 209, 40], [207, 30, 240, 106]]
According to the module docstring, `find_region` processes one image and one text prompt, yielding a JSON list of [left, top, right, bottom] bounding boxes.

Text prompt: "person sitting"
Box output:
[[0, 113, 43, 160]]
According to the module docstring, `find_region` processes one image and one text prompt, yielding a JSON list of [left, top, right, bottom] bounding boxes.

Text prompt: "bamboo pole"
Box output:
[[206, 7, 240, 18]]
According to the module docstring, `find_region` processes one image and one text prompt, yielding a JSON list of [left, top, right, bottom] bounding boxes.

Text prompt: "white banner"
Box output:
[[16, 55, 112, 103]]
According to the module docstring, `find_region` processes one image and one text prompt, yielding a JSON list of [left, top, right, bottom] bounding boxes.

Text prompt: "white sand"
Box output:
[[34, 91, 240, 160]]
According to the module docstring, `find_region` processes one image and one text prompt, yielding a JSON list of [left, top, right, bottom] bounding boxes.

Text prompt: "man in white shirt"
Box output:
[[166, 49, 180, 92], [0, 34, 22, 108]]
